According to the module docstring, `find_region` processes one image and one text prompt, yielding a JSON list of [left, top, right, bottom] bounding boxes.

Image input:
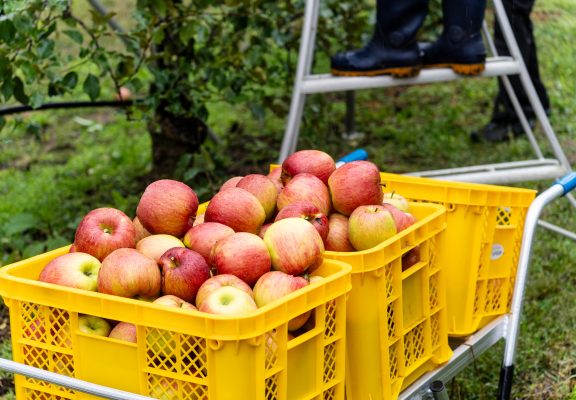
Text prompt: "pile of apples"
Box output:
[[37, 149, 417, 342]]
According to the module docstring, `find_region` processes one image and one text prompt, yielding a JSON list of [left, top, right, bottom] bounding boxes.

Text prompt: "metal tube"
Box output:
[[430, 380, 450, 400], [0, 358, 154, 400]]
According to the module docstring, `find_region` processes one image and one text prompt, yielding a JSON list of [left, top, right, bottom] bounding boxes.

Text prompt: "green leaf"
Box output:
[[29, 91, 44, 109], [4, 213, 40, 236], [1, 77, 13, 102], [37, 39, 55, 59], [0, 117, 6, 131], [22, 242, 46, 259], [83, 73, 100, 101], [62, 71, 78, 89], [63, 29, 83, 45], [0, 20, 16, 42], [12, 76, 29, 105]]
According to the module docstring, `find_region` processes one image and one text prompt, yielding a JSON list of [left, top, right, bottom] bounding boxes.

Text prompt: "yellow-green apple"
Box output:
[[382, 203, 416, 232], [210, 232, 271, 286], [382, 192, 410, 212], [193, 213, 205, 226], [263, 218, 324, 275], [199, 286, 257, 315], [253, 271, 311, 330], [136, 179, 199, 237], [277, 173, 331, 216], [267, 167, 284, 194], [109, 322, 137, 343], [97, 248, 161, 299], [133, 216, 152, 243], [158, 247, 211, 304], [281, 149, 336, 185], [236, 174, 278, 220], [204, 187, 265, 234], [325, 213, 355, 252], [348, 205, 397, 251], [328, 160, 383, 216], [183, 222, 235, 264], [73, 207, 136, 261], [195, 274, 253, 309], [153, 294, 198, 311], [308, 275, 324, 284], [258, 222, 272, 239], [136, 234, 185, 263], [402, 246, 421, 271], [274, 200, 329, 243], [38, 252, 101, 291], [78, 315, 111, 337], [219, 176, 243, 192], [148, 376, 182, 400]]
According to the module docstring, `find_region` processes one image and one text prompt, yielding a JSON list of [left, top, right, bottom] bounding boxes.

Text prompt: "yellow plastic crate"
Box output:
[[379, 173, 536, 336], [322, 202, 452, 400], [0, 247, 352, 400]]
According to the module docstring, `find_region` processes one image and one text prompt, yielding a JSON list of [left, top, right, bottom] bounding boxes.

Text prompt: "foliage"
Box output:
[[0, 0, 372, 130]]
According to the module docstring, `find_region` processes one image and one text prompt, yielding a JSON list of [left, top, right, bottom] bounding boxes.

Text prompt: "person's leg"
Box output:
[[330, 0, 429, 77], [473, 0, 550, 142], [421, 0, 487, 75]]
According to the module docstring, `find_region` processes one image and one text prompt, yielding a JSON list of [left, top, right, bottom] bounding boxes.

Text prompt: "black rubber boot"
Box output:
[[422, 0, 487, 75], [331, 0, 429, 78]]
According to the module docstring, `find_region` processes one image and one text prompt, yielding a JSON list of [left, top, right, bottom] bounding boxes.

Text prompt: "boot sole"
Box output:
[[423, 63, 486, 76], [331, 66, 421, 78]]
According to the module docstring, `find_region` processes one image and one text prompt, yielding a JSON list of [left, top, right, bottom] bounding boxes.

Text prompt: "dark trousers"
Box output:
[[492, 0, 550, 123]]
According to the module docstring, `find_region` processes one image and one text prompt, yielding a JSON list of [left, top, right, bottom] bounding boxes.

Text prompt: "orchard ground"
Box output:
[[1, 0, 576, 399]]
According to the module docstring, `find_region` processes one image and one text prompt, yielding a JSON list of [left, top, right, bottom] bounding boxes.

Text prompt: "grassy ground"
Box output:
[[1, 0, 575, 398]]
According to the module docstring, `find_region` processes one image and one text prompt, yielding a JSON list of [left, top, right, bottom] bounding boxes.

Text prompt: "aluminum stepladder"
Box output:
[[278, 0, 576, 240]]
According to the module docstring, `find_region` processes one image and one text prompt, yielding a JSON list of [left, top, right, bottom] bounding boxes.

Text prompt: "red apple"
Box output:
[[204, 187, 266, 234], [281, 149, 336, 185], [253, 271, 310, 330], [267, 167, 284, 194], [183, 222, 235, 264], [109, 322, 137, 343], [68, 244, 77, 253], [210, 232, 271, 286], [382, 203, 417, 232], [219, 176, 243, 192], [153, 294, 197, 310], [38, 252, 101, 291], [325, 213, 355, 252], [78, 315, 111, 337], [236, 174, 279, 220], [97, 248, 161, 299], [136, 234, 185, 263], [402, 246, 421, 271], [263, 218, 325, 275], [382, 191, 410, 212], [136, 179, 199, 237], [328, 160, 383, 216], [274, 200, 329, 243], [348, 205, 397, 251], [199, 286, 257, 316], [277, 173, 331, 216], [158, 247, 211, 304], [133, 216, 152, 243], [74, 207, 136, 261], [195, 274, 253, 309]]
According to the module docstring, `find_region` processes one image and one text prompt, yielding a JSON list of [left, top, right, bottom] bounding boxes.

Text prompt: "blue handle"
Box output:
[[555, 172, 576, 195], [336, 149, 368, 166]]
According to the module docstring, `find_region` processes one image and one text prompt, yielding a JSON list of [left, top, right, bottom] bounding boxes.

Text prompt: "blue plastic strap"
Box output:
[[555, 172, 576, 195], [336, 149, 368, 165]]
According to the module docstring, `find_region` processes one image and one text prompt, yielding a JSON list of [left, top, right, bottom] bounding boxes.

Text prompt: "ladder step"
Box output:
[[406, 159, 568, 185], [301, 57, 520, 94]]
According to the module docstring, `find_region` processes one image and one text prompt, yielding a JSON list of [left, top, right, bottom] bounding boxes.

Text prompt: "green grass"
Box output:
[[0, 0, 575, 399]]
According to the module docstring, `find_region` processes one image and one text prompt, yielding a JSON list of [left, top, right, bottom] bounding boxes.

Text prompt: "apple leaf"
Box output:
[[83, 73, 100, 101]]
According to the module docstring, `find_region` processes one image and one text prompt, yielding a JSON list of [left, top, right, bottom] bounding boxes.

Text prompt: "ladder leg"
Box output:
[[278, 0, 321, 163], [492, 0, 572, 172]]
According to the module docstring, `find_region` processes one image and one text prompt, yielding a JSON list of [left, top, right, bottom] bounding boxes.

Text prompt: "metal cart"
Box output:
[[1, 166, 575, 399]]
